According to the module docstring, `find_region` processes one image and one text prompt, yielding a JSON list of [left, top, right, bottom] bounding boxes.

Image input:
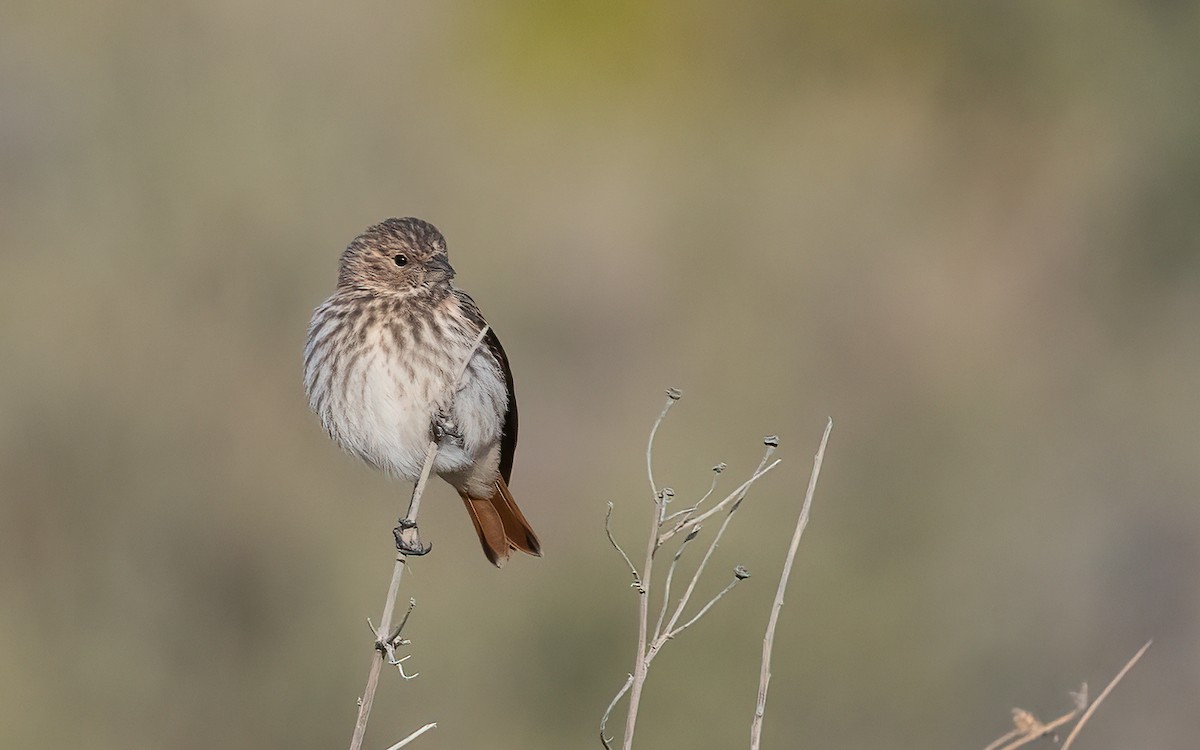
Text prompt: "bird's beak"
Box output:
[[426, 255, 455, 282]]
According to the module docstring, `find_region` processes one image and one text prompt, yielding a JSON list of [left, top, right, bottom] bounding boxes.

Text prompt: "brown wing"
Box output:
[[452, 289, 538, 566], [485, 325, 518, 484], [454, 289, 518, 483]]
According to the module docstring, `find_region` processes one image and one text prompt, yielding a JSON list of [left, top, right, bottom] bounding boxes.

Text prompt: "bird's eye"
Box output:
[[393, 254, 408, 267]]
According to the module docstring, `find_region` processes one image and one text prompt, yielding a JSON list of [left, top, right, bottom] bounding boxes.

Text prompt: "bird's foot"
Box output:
[[432, 409, 464, 447], [394, 518, 433, 556]]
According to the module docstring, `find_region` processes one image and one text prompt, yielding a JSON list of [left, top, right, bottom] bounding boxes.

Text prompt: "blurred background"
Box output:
[[2, 2, 1198, 747]]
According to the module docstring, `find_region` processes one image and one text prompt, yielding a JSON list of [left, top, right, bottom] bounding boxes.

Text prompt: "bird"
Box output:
[[303, 217, 541, 567]]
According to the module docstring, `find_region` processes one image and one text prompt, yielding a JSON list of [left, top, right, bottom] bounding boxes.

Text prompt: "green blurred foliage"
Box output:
[[2, 1, 1198, 748]]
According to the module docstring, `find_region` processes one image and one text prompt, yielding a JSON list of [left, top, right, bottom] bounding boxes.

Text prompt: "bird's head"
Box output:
[[337, 217, 456, 294]]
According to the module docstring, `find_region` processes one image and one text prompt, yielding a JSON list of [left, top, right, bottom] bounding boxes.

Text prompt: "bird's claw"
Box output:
[[432, 409, 464, 447], [394, 519, 433, 556]]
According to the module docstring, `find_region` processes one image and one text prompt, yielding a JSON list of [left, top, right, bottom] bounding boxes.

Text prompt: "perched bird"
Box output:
[[303, 218, 541, 567]]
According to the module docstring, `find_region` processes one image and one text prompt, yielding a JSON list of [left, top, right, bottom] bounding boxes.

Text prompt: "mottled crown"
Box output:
[[358, 217, 447, 255]]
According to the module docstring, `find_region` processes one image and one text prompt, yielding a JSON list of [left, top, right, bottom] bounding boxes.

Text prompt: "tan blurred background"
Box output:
[[3, 2, 1198, 748]]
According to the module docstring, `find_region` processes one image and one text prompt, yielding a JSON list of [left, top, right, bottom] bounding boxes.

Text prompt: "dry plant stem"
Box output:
[[1059, 640, 1152, 750], [980, 639, 1152, 750], [995, 710, 1081, 750], [658, 446, 775, 647], [750, 418, 832, 750], [612, 392, 774, 750], [659, 459, 781, 546], [382, 722, 438, 750], [661, 472, 718, 524], [620, 394, 678, 750], [644, 395, 676, 498], [620, 482, 664, 750], [600, 674, 634, 750], [606, 503, 643, 592], [651, 530, 699, 643], [668, 577, 740, 636], [347, 326, 491, 750], [382, 442, 439, 655], [348, 440, 438, 750], [982, 728, 1024, 750]]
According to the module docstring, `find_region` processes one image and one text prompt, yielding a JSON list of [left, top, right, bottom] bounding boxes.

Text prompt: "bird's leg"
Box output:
[[432, 407, 464, 447], [394, 518, 432, 556]]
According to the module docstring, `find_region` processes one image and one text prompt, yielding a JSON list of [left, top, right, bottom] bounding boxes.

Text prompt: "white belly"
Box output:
[[313, 321, 507, 483]]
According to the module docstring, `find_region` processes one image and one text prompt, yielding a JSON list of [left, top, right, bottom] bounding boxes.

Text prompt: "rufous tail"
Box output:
[[459, 477, 542, 567]]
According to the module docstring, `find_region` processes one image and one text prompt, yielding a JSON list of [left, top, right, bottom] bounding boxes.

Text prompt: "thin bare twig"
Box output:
[[606, 503, 643, 593], [652, 527, 701, 643], [620, 390, 681, 750], [982, 727, 1024, 750], [662, 465, 722, 524], [348, 441, 438, 750], [600, 674, 634, 750], [621, 483, 665, 750], [387, 598, 418, 651], [605, 394, 788, 750], [347, 326, 491, 750], [659, 459, 782, 545], [1060, 640, 1152, 750], [652, 465, 732, 639], [981, 640, 1151, 750], [452, 326, 491, 389], [645, 389, 680, 498], [750, 419, 832, 750], [367, 598, 420, 678], [666, 574, 742, 639], [995, 708, 1081, 750], [660, 444, 775, 644], [382, 723, 438, 750], [986, 698, 1089, 750]]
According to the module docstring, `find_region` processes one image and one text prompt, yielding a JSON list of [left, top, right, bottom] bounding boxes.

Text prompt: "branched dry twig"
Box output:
[[981, 639, 1152, 750], [602, 389, 789, 750], [994, 707, 1084, 750], [600, 674, 634, 750], [346, 326, 491, 750], [661, 464, 723, 524], [348, 441, 438, 750], [1060, 639, 1151, 749], [657, 443, 776, 649], [651, 526, 700, 643], [750, 419, 831, 750], [667, 574, 742, 637], [658, 459, 782, 546]]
